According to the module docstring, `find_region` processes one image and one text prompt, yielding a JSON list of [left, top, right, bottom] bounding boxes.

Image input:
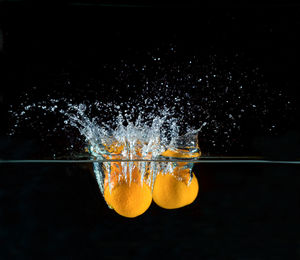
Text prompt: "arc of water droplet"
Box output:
[[150, 161, 157, 192], [140, 161, 146, 186], [106, 161, 112, 193], [187, 166, 193, 186], [93, 162, 104, 194]]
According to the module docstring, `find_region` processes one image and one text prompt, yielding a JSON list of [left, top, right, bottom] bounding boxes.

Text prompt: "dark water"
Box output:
[[0, 162, 299, 259]]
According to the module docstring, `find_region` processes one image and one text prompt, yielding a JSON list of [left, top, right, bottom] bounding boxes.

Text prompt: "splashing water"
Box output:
[[62, 101, 203, 194], [6, 45, 295, 198], [8, 92, 206, 196], [8, 45, 295, 159]]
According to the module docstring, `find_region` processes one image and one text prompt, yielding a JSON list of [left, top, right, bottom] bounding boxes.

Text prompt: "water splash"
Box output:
[[7, 44, 295, 160], [5, 43, 297, 214], [61, 101, 202, 194]]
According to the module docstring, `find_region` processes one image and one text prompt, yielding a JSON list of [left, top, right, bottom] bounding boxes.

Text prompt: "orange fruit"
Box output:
[[100, 139, 200, 216], [153, 171, 199, 209], [103, 164, 152, 218], [154, 144, 200, 209]]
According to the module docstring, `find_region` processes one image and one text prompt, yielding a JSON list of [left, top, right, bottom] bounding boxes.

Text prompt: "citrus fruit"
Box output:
[[103, 165, 152, 218], [153, 171, 199, 209]]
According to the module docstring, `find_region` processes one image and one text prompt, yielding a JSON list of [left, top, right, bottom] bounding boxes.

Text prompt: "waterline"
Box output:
[[0, 158, 299, 164]]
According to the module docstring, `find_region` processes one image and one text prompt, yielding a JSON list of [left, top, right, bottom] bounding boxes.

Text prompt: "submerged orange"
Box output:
[[103, 165, 152, 218], [101, 142, 200, 216], [153, 171, 199, 209]]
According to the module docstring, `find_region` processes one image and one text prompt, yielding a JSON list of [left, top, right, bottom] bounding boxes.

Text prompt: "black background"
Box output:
[[0, 1, 300, 259], [1, 1, 300, 158]]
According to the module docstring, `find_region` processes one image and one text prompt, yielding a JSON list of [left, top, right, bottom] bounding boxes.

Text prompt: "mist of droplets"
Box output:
[[7, 44, 294, 157]]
